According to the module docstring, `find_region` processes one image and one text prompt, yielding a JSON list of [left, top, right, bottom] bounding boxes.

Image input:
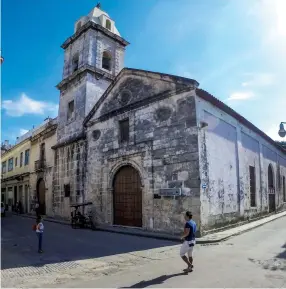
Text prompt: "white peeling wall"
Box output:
[[196, 94, 286, 231]]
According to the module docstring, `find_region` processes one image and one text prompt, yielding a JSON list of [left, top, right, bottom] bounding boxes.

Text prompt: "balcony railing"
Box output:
[[35, 159, 46, 171]]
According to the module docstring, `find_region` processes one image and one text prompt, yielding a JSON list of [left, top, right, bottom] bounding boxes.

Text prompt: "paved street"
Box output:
[[1, 215, 286, 288]]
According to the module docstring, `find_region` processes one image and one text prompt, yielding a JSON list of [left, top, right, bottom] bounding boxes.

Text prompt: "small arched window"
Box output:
[[76, 21, 82, 32], [102, 51, 112, 71], [72, 53, 79, 72], [106, 19, 111, 30]]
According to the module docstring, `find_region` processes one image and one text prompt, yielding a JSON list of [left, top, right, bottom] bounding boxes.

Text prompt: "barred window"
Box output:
[[249, 166, 256, 207]]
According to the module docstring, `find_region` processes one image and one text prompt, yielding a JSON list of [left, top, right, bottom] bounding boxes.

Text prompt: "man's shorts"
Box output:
[[180, 240, 195, 257]]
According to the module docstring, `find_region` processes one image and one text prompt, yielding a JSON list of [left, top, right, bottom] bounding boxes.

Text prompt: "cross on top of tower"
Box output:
[[96, 2, 101, 9]]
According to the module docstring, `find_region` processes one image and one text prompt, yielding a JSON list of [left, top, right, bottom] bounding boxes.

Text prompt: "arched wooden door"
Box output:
[[113, 166, 142, 227], [268, 165, 275, 212], [37, 179, 46, 215]]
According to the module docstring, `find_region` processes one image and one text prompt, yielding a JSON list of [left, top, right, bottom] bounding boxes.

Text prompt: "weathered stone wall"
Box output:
[[196, 94, 286, 232], [57, 78, 86, 144], [52, 140, 86, 219], [86, 73, 200, 234], [55, 22, 127, 219], [63, 29, 125, 80]]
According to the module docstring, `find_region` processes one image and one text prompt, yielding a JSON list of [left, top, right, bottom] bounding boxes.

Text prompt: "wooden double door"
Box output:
[[113, 166, 142, 227]]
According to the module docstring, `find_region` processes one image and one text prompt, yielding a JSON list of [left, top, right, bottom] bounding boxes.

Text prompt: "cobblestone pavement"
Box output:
[[1, 215, 176, 288], [1, 215, 286, 288]]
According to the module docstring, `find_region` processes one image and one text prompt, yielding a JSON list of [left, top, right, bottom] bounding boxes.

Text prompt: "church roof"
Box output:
[[83, 67, 285, 156], [197, 89, 286, 155], [83, 67, 199, 127]]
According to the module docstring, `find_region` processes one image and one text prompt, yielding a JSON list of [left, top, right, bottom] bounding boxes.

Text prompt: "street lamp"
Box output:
[[278, 122, 286, 138]]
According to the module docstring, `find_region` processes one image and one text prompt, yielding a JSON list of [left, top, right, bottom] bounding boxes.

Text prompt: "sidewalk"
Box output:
[[14, 210, 286, 244]]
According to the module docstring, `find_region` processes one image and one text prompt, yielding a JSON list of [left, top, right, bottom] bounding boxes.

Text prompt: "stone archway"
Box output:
[[37, 178, 46, 215], [113, 165, 142, 227], [268, 164, 275, 213]]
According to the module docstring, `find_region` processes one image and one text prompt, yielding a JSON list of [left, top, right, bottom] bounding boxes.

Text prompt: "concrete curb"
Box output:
[[12, 211, 286, 244]]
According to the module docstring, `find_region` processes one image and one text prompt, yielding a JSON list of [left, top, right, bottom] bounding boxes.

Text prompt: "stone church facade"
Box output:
[[49, 5, 286, 235]]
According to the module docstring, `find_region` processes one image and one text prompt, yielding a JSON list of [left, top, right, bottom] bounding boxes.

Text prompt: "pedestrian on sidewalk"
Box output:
[[180, 211, 196, 273], [35, 201, 40, 218], [35, 216, 44, 253]]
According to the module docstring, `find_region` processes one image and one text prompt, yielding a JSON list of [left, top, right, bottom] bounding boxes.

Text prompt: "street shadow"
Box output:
[[121, 272, 188, 288], [248, 243, 286, 272], [1, 216, 179, 270], [276, 243, 286, 260]]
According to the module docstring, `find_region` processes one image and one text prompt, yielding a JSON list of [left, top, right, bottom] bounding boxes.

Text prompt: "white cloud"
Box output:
[[227, 91, 255, 101], [2, 93, 58, 117], [19, 129, 29, 136], [242, 73, 275, 87]]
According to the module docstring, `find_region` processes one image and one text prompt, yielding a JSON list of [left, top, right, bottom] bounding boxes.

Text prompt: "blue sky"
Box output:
[[1, 0, 286, 143]]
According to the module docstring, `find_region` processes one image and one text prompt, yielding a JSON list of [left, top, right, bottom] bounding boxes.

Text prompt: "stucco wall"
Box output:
[[85, 73, 200, 234], [1, 140, 31, 211], [30, 128, 57, 216], [196, 94, 286, 231]]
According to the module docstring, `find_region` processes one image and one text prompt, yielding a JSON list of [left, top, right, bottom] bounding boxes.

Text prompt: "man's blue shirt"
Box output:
[[184, 219, 196, 241]]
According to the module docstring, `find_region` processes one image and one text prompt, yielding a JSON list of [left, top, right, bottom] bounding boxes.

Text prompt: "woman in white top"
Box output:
[[36, 216, 44, 253]]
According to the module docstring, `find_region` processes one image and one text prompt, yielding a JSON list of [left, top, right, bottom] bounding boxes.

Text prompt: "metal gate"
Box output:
[[268, 188, 276, 213], [113, 166, 142, 227], [37, 179, 46, 215]]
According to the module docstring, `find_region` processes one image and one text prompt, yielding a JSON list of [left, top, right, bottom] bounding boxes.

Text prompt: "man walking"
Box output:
[[180, 211, 196, 272]]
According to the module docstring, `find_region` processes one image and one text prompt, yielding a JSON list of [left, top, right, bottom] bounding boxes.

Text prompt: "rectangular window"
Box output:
[[20, 152, 23, 167], [249, 166, 256, 207], [24, 149, 30, 165], [2, 161, 7, 174], [119, 118, 129, 143], [64, 184, 71, 197], [283, 176, 286, 202], [8, 158, 13, 172], [67, 100, 75, 120], [15, 157, 18, 167]]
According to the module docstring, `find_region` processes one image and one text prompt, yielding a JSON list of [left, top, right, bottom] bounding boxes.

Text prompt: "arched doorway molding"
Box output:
[[108, 160, 145, 190]]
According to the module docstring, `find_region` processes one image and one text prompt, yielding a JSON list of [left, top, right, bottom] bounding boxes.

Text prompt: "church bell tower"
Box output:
[[56, 3, 129, 143], [52, 4, 129, 217]]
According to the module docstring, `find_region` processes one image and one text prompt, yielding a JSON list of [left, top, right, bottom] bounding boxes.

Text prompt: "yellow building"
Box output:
[[1, 137, 31, 212], [29, 118, 57, 216]]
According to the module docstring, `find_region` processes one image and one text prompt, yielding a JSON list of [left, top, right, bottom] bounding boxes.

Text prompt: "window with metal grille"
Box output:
[[24, 149, 30, 165], [64, 184, 71, 197], [249, 166, 256, 207], [119, 118, 129, 143], [283, 176, 286, 202], [8, 158, 13, 171]]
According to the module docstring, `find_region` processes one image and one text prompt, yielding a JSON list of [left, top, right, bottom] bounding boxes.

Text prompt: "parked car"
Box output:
[[1, 202, 5, 217]]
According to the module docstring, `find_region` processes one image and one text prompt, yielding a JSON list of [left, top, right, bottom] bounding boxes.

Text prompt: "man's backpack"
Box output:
[[32, 224, 37, 231]]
